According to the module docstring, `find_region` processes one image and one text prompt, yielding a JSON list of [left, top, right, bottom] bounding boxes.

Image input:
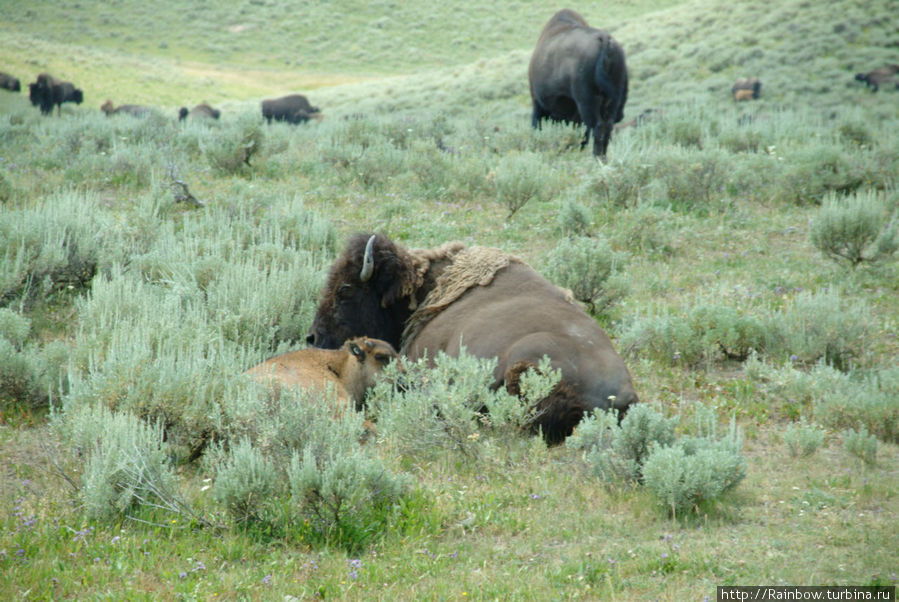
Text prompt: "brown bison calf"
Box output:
[[732, 77, 761, 101], [101, 100, 152, 117], [244, 336, 399, 411]]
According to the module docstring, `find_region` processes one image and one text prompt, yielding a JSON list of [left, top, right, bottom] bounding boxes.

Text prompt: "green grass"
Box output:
[[1, 0, 898, 598]]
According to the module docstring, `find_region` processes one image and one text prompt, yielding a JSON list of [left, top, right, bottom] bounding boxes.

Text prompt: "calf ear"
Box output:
[[349, 342, 364, 360]]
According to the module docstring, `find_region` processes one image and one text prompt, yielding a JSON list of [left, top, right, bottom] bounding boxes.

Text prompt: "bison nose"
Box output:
[[305, 333, 316, 346]]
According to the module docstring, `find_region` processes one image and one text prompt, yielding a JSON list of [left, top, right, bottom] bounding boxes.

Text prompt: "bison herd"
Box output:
[[0, 70, 323, 126], [1, 9, 896, 443]]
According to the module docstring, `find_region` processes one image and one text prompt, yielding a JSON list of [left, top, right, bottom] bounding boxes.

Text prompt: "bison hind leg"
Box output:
[[504, 360, 589, 445]]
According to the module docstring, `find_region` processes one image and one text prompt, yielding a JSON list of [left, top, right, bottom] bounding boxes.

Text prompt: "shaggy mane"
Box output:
[[401, 245, 524, 352]]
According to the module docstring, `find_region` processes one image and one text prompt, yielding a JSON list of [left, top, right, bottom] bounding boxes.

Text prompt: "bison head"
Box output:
[[307, 233, 423, 350]]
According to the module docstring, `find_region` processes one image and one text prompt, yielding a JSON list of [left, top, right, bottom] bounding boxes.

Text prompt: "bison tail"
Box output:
[[594, 38, 627, 123], [504, 360, 589, 445]]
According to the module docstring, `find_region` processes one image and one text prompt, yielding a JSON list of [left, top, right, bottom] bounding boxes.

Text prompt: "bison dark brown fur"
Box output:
[[28, 73, 83, 115], [854, 65, 899, 93], [732, 77, 761, 100], [178, 103, 221, 121], [261, 94, 322, 124], [0, 72, 21, 92], [307, 233, 639, 443], [528, 9, 628, 160]]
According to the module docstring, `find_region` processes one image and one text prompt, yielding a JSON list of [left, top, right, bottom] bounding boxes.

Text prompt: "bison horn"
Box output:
[[360, 234, 376, 282]]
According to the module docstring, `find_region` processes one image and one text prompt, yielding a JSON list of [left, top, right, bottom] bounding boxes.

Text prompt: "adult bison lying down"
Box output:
[[307, 234, 638, 442], [529, 9, 628, 159]]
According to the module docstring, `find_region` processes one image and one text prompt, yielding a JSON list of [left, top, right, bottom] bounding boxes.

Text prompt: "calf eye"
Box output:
[[374, 354, 391, 365]]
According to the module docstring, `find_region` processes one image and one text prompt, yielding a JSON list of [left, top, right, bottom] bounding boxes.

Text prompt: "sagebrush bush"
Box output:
[[367, 350, 558, 461], [809, 190, 898, 268], [622, 300, 767, 368], [288, 444, 412, 549], [642, 429, 746, 517], [842, 426, 878, 466], [566, 404, 677, 484], [770, 288, 870, 370], [54, 403, 179, 520], [209, 438, 279, 523], [541, 235, 629, 315], [204, 113, 264, 174], [782, 418, 826, 458], [744, 357, 898, 441], [0, 190, 123, 306], [492, 151, 555, 217]]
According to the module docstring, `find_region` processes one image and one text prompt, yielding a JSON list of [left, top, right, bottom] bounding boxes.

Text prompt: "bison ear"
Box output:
[[349, 342, 364, 359]]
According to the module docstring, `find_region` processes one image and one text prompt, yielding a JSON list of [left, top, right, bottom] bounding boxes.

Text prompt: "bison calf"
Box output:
[[101, 100, 152, 117], [245, 336, 399, 411], [732, 77, 761, 101]]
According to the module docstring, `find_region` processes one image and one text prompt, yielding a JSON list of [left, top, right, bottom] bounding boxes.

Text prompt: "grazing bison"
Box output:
[[101, 100, 151, 117], [528, 9, 628, 160], [245, 336, 399, 410], [854, 65, 899, 92], [178, 103, 221, 121], [28, 73, 83, 115], [0, 72, 21, 92], [261, 94, 322, 124], [307, 234, 639, 443], [732, 77, 761, 101]]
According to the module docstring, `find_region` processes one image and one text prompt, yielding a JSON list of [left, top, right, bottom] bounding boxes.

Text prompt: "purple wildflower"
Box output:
[[262, 574, 272, 585]]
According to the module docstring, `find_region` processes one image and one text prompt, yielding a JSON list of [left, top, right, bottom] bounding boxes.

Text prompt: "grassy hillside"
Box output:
[[1, 0, 898, 599]]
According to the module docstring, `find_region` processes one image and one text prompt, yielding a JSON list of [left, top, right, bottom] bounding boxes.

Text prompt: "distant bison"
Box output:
[[529, 9, 628, 159], [178, 103, 221, 121], [307, 233, 639, 443], [732, 77, 761, 101], [0, 72, 21, 92], [261, 94, 322, 124], [28, 73, 83, 115], [101, 100, 151, 117], [854, 65, 899, 92], [245, 336, 400, 412]]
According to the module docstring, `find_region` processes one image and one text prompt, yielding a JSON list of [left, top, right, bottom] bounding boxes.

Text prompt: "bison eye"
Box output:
[[336, 283, 354, 299]]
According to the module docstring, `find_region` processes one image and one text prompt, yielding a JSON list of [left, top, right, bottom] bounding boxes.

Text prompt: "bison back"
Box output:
[[404, 261, 637, 437]]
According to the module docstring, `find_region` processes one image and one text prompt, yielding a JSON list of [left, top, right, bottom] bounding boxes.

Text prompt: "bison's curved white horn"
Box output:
[[360, 235, 376, 282]]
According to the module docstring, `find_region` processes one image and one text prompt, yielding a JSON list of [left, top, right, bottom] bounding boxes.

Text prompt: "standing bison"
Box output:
[[28, 73, 83, 115], [261, 94, 322, 124], [0, 72, 21, 92], [528, 9, 628, 160], [307, 233, 639, 443]]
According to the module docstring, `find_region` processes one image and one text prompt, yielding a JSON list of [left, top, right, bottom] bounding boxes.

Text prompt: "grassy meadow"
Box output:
[[1, 0, 898, 599]]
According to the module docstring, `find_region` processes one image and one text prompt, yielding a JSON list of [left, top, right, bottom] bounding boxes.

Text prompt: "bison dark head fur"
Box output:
[[307, 233, 424, 350]]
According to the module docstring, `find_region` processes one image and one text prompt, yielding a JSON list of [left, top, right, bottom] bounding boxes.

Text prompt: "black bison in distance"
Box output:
[[0, 72, 21, 92], [854, 65, 899, 92], [261, 94, 322, 124], [28, 73, 83, 115], [307, 233, 639, 443], [528, 9, 628, 160], [178, 103, 221, 121]]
